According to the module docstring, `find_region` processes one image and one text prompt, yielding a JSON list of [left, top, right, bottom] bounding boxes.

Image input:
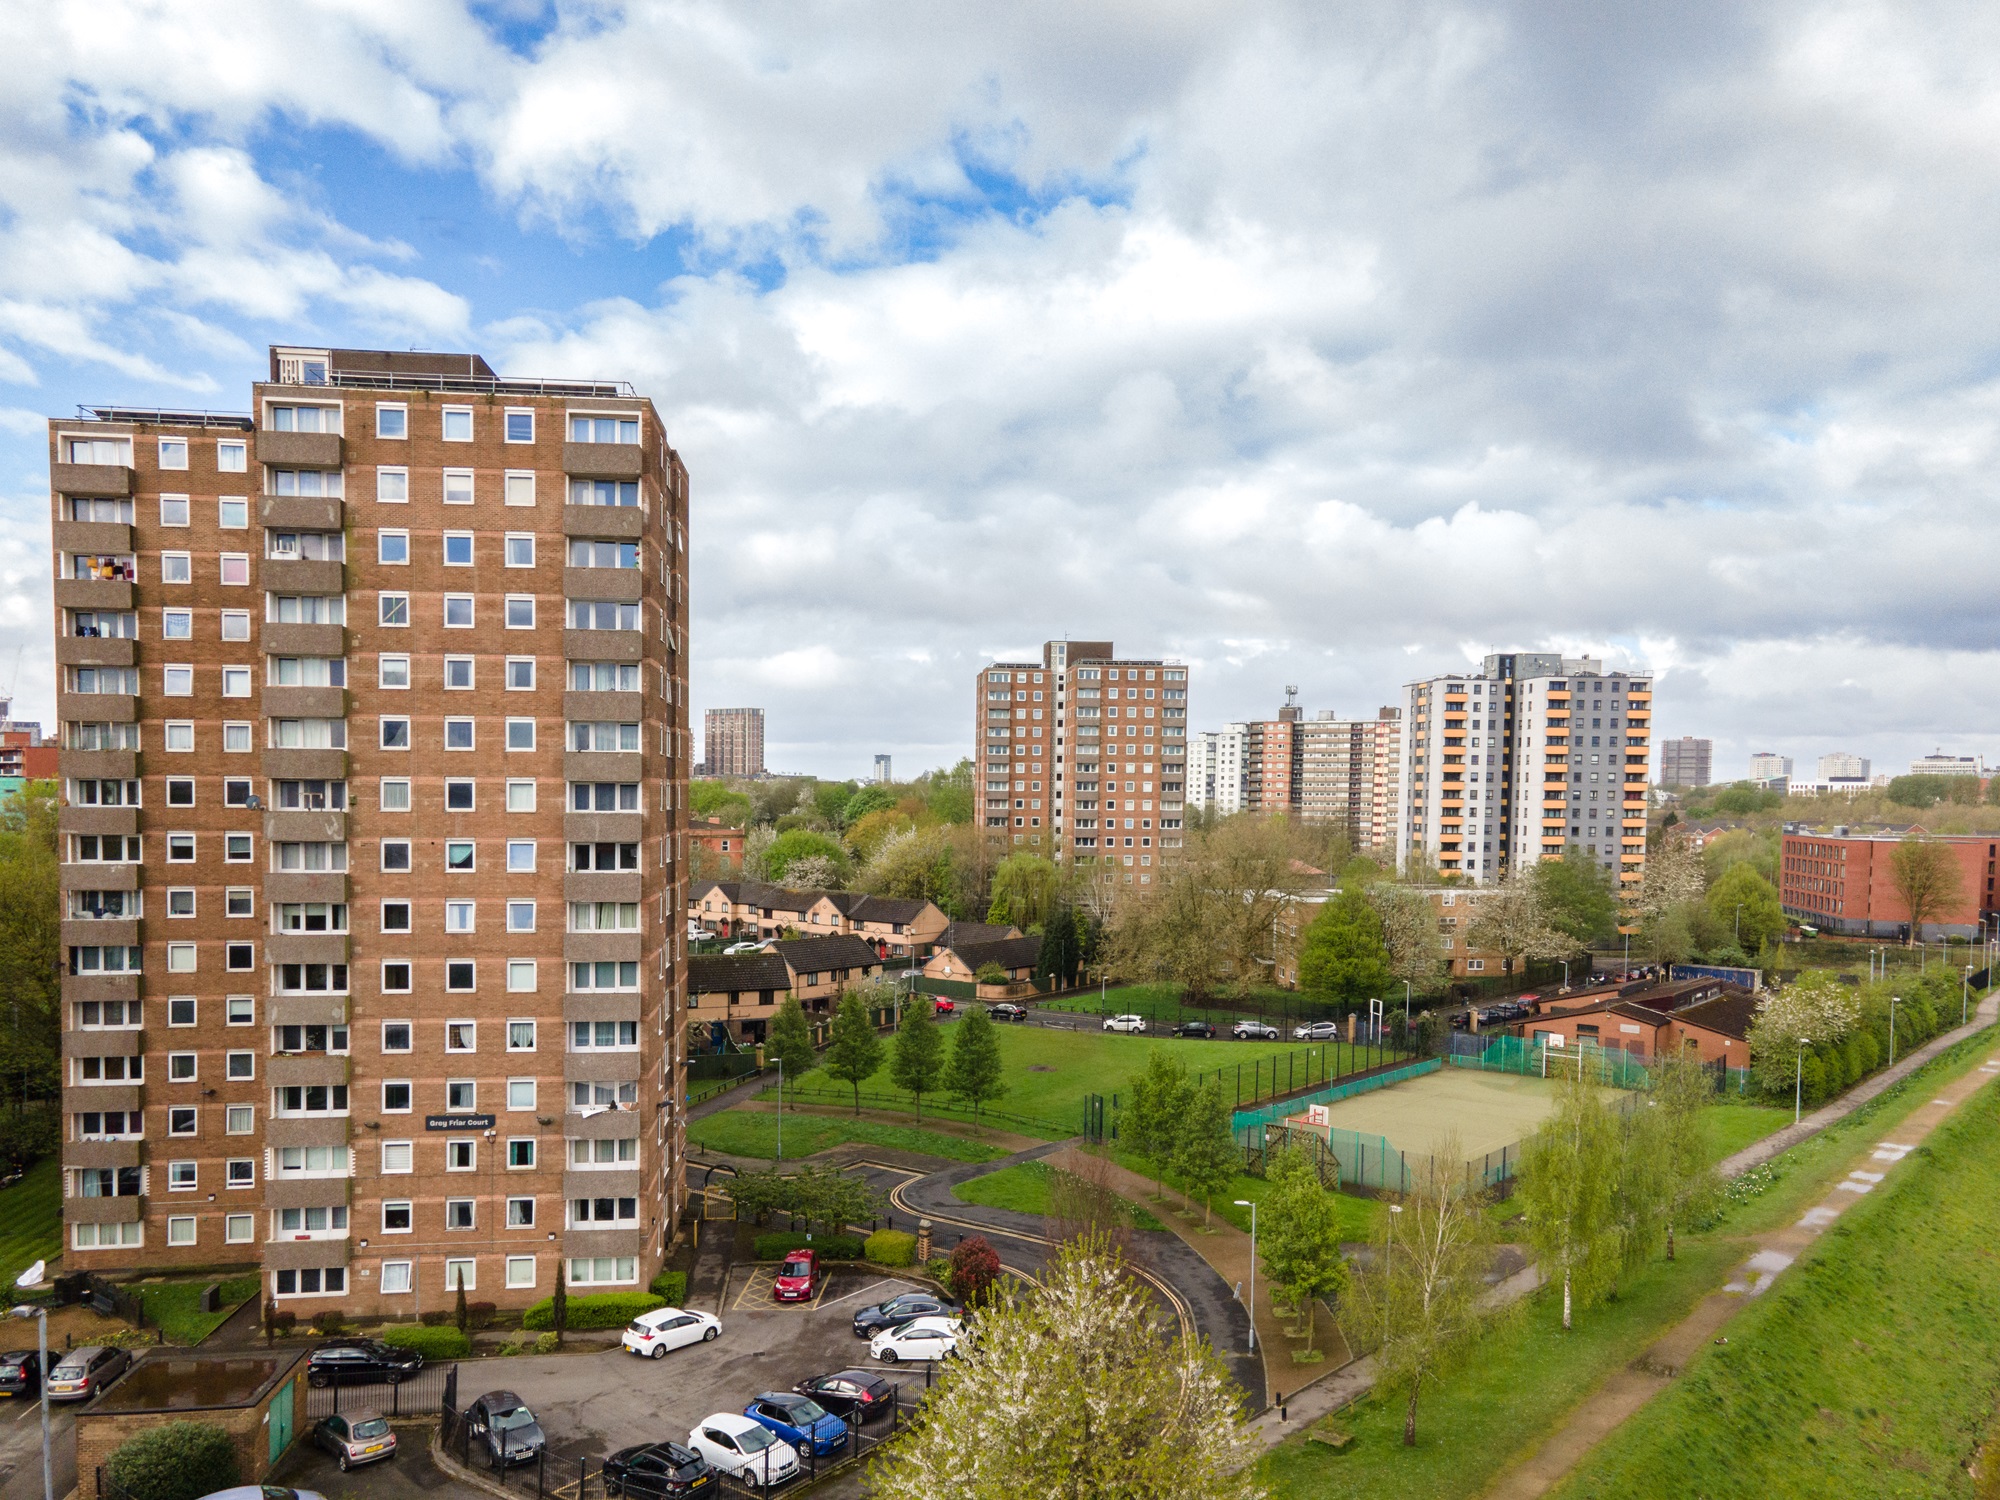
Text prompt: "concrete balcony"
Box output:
[[564, 872, 642, 903], [64, 1140, 142, 1171], [564, 812, 644, 843], [264, 810, 346, 843], [563, 504, 644, 539], [265, 872, 349, 904], [565, 992, 643, 1024], [53, 521, 135, 553], [266, 1116, 350, 1149], [51, 463, 134, 497], [564, 933, 642, 964], [564, 568, 643, 603], [57, 637, 136, 668], [63, 807, 139, 838], [57, 693, 135, 725], [563, 442, 643, 479], [262, 623, 345, 657], [564, 1106, 643, 1139], [61, 920, 140, 949], [263, 1237, 351, 1270], [563, 629, 644, 663], [269, 996, 347, 1028], [262, 686, 346, 719], [62, 1029, 144, 1058], [53, 579, 132, 610], [564, 1051, 642, 1082], [269, 1053, 350, 1088], [256, 431, 344, 468], [64, 1084, 143, 1114], [261, 495, 344, 531], [65, 974, 140, 1004], [58, 863, 139, 892], [563, 691, 644, 721], [565, 752, 643, 782], [265, 1176, 351, 1209], [66, 1195, 143, 1224], [261, 749, 348, 781], [263, 558, 344, 595], [564, 1169, 641, 1199], [560, 1227, 645, 1255], [268, 933, 350, 966]]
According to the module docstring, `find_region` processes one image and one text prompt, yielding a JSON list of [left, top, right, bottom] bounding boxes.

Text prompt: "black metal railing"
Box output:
[[303, 1359, 457, 1420]]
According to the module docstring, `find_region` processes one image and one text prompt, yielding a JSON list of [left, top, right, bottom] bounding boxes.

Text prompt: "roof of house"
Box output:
[[1670, 991, 1758, 1041], [935, 920, 1021, 948], [942, 935, 1043, 972], [688, 952, 792, 994], [846, 894, 939, 926], [770, 935, 884, 974]]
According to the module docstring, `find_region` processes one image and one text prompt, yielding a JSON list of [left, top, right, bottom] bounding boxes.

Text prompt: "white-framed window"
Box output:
[[443, 469, 474, 505], [380, 717, 411, 751], [219, 553, 250, 586], [381, 840, 411, 871], [380, 593, 409, 627], [168, 1052, 198, 1082], [163, 664, 193, 696], [221, 611, 251, 641], [164, 722, 195, 752], [443, 656, 475, 691], [446, 960, 476, 992], [443, 532, 474, 567], [381, 960, 412, 993], [377, 405, 408, 439], [504, 409, 535, 443], [506, 959, 536, 992], [166, 1216, 197, 1246], [167, 1160, 197, 1191], [505, 658, 535, 690], [570, 414, 640, 444], [74, 1223, 143, 1250], [445, 719, 474, 751], [504, 471, 536, 506], [219, 497, 249, 529], [507, 1078, 537, 1111], [382, 1201, 412, 1233], [443, 1257, 476, 1291], [446, 1140, 476, 1172], [441, 407, 473, 442], [226, 1158, 255, 1188], [376, 467, 409, 503], [224, 1214, 254, 1243], [381, 1261, 413, 1294], [221, 666, 251, 697], [379, 654, 410, 689], [380, 778, 411, 811], [504, 534, 535, 567], [446, 1079, 476, 1110], [506, 780, 537, 812], [506, 900, 536, 933], [505, 596, 535, 628], [378, 530, 409, 565], [381, 1141, 414, 1174], [159, 495, 190, 527], [506, 1196, 536, 1228], [162, 608, 192, 639], [506, 840, 537, 872], [443, 595, 474, 628], [226, 1104, 255, 1133], [217, 439, 247, 472], [166, 943, 197, 973], [273, 1268, 346, 1298], [506, 1256, 537, 1288], [168, 1106, 197, 1135], [158, 437, 189, 469], [445, 900, 476, 933], [445, 778, 476, 812], [506, 719, 535, 751], [222, 722, 251, 752]]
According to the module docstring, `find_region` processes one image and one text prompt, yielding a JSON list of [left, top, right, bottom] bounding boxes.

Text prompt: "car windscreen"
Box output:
[[784, 1397, 828, 1422], [734, 1426, 775, 1452], [781, 1258, 811, 1276], [491, 1407, 538, 1430], [352, 1418, 391, 1439]]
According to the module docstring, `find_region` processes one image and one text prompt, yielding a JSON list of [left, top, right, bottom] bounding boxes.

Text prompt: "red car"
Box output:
[[773, 1249, 819, 1302], [933, 999, 955, 1015]]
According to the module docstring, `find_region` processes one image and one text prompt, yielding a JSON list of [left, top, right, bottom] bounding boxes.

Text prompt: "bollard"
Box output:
[[916, 1219, 932, 1263]]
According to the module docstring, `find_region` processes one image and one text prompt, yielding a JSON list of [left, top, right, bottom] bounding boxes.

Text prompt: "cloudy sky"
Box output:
[[4, 0, 1997, 782]]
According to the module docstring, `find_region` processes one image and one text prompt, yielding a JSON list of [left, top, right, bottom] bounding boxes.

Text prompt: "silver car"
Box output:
[[1101, 1014, 1148, 1033], [1292, 1021, 1340, 1040]]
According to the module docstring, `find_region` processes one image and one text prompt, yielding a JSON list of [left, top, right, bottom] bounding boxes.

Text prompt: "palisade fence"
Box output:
[[302, 1360, 458, 1420]]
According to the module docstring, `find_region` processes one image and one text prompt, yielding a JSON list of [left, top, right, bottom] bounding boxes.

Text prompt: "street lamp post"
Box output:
[[1795, 1038, 1810, 1125], [1735, 904, 1743, 945], [11, 1261, 52, 1500], [1402, 980, 1412, 1027], [1889, 996, 1901, 1067], [1965, 966, 1974, 1026], [1233, 1200, 1258, 1353], [774, 1056, 784, 1162], [1560, 960, 1570, 990], [1385, 1203, 1404, 1354]]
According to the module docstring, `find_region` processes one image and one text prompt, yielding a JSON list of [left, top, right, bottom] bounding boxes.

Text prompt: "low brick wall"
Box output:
[[77, 1350, 306, 1491]]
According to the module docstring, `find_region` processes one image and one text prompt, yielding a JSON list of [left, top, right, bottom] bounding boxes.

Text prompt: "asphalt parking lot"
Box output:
[[454, 1269, 931, 1473]]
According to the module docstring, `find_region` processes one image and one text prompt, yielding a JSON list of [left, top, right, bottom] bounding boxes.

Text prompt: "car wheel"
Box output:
[[385, 1371, 405, 1385], [338, 1455, 351, 1473], [308, 1371, 329, 1388], [702, 1325, 719, 1341], [650, 1343, 667, 1360], [879, 1348, 898, 1362]]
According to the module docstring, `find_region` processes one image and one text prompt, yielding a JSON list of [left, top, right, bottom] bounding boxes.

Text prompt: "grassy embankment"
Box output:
[[1258, 1026, 1995, 1500], [685, 1112, 1009, 1163], [0, 1159, 60, 1294], [951, 1161, 1166, 1231]]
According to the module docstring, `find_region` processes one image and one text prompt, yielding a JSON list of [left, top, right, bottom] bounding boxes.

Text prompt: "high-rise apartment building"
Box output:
[[702, 707, 765, 779], [1658, 736, 1712, 789], [1910, 752, 1981, 778], [1296, 708, 1402, 850], [50, 344, 690, 1316], [1397, 654, 1651, 889], [1818, 751, 1870, 781], [1746, 752, 1793, 784], [872, 754, 892, 784], [973, 640, 1189, 885]]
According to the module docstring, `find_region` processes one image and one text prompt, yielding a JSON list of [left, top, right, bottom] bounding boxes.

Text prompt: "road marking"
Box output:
[[731, 1267, 776, 1311], [816, 1278, 900, 1312]]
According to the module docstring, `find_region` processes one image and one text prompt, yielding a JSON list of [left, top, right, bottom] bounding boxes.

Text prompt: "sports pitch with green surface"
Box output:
[[1299, 1067, 1581, 1160]]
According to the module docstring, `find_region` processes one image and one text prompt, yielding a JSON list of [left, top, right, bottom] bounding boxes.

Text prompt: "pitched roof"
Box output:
[[770, 935, 883, 974], [1670, 991, 1758, 1041], [936, 920, 1021, 948], [688, 952, 792, 994], [943, 935, 1043, 972], [846, 895, 938, 925]]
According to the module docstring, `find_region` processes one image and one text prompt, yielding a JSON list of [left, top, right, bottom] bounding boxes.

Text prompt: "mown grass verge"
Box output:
[[687, 1110, 1008, 1163], [0, 1159, 60, 1294], [135, 1275, 261, 1344], [951, 1161, 1166, 1231]]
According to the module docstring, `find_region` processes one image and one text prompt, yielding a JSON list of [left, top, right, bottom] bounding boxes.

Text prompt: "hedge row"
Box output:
[[754, 1233, 863, 1262], [379, 1326, 471, 1360], [522, 1291, 666, 1332], [864, 1230, 917, 1267]]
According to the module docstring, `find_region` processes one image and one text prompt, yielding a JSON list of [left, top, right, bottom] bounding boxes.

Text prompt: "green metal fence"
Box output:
[[1444, 1033, 1753, 1094], [1229, 1057, 1442, 1138]]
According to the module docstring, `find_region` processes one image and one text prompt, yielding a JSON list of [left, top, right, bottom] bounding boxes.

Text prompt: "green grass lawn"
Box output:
[[1552, 1073, 2000, 1498], [1698, 1101, 1792, 1164], [0, 1159, 61, 1294], [952, 1160, 1166, 1231], [1261, 1022, 2000, 1500], [687, 1110, 1009, 1163], [772, 1023, 1393, 1135], [1111, 1149, 1386, 1243], [135, 1274, 261, 1345]]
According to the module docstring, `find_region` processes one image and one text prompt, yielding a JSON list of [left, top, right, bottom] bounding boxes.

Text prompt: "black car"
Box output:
[[0, 1349, 40, 1398], [305, 1339, 424, 1388], [1170, 1020, 1216, 1038], [794, 1370, 897, 1422], [602, 1441, 715, 1498], [987, 1003, 1028, 1022], [464, 1391, 546, 1467], [851, 1291, 959, 1339]]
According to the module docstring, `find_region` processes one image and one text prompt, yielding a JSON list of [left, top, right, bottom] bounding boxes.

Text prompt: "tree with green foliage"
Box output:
[[1516, 1069, 1623, 1329], [1535, 853, 1620, 945], [942, 1004, 1007, 1131], [766, 997, 816, 1105], [842, 783, 898, 825], [823, 993, 886, 1115], [1352, 1132, 1494, 1446], [918, 759, 977, 826], [859, 825, 960, 907], [868, 1236, 1262, 1500], [1035, 905, 1083, 988], [889, 999, 947, 1121], [1467, 870, 1578, 979], [1705, 863, 1786, 951], [1886, 773, 1950, 808], [1124, 1051, 1194, 1199], [1647, 1047, 1722, 1262], [1257, 1145, 1348, 1355], [1710, 781, 1784, 815], [0, 781, 60, 1114], [107, 1421, 241, 1500], [763, 828, 850, 886], [552, 1261, 568, 1345], [1172, 1080, 1237, 1226], [1370, 883, 1445, 996], [986, 852, 1060, 929], [1296, 889, 1395, 1005], [1889, 834, 1965, 943], [689, 779, 756, 827]]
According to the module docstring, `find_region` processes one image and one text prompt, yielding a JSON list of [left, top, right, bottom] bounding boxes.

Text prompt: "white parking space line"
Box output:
[[816, 1278, 900, 1311]]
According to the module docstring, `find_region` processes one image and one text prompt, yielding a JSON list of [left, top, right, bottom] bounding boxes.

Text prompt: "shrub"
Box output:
[[378, 1325, 471, 1361], [467, 1300, 497, 1331], [270, 1310, 296, 1333], [753, 1232, 864, 1262], [107, 1421, 239, 1500], [947, 1235, 1002, 1305], [534, 1331, 561, 1354], [522, 1291, 665, 1332], [649, 1271, 688, 1304], [975, 962, 1008, 984], [310, 1311, 344, 1334], [419, 1308, 452, 1327], [864, 1230, 917, 1268]]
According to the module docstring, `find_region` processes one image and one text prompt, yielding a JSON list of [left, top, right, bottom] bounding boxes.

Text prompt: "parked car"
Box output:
[[0, 1349, 40, 1398], [794, 1370, 897, 1423], [464, 1392, 546, 1467], [722, 941, 768, 956], [772, 1249, 818, 1303], [201, 1490, 327, 1500], [870, 1316, 961, 1364], [851, 1290, 960, 1339], [623, 1307, 723, 1359], [1293, 1021, 1340, 1040], [45, 1346, 129, 1402], [305, 1339, 423, 1387], [687, 1414, 799, 1486], [1232, 1020, 1279, 1040], [313, 1409, 397, 1471], [1101, 1014, 1148, 1033], [601, 1441, 716, 1498], [1170, 1019, 1216, 1038], [988, 1002, 1029, 1022], [933, 998, 956, 1015], [742, 1392, 850, 1457]]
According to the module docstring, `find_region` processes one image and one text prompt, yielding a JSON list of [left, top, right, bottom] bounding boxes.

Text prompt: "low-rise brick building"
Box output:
[[1781, 828, 1997, 939]]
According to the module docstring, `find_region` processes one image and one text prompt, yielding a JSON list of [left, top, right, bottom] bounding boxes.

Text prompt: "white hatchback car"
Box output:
[[689, 1413, 799, 1484], [1101, 1014, 1148, 1034], [869, 1316, 962, 1363], [621, 1307, 722, 1359]]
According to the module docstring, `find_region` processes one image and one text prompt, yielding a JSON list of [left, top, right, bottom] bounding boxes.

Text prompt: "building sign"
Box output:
[[425, 1113, 495, 1131]]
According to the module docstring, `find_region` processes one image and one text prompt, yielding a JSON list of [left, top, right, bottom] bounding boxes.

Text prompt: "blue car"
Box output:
[[742, 1392, 850, 1457]]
